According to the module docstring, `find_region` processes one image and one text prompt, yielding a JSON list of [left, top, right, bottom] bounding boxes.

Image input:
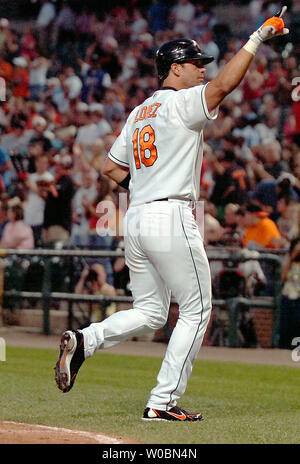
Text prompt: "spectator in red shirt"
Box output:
[[11, 56, 29, 99], [20, 25, 37, 61], [0, 55, 12, 81]]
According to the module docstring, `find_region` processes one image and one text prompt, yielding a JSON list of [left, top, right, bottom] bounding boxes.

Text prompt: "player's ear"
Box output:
[[170, 62, 182, 77]]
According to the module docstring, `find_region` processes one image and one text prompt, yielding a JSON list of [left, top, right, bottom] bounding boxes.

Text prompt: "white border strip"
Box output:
[[1, 421, 125, 444]]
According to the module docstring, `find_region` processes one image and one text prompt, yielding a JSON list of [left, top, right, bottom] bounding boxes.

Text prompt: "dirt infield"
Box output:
[[0, 421, 134, 444], [0, 327, 298, 444]]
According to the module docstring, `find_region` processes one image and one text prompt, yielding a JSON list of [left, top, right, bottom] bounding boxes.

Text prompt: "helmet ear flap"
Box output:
[[155, 52, 171, 81]]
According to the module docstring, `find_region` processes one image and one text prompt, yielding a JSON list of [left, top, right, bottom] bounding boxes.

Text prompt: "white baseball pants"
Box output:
[[81, 200, 212, 410]]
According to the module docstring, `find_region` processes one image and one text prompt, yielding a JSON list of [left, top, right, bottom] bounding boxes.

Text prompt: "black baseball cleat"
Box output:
[[54, 330, 85, 393], [142, 406, 203, 422]]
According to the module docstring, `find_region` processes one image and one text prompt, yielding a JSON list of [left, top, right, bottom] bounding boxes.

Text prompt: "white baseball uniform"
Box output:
[[81, 83, 218, 410]]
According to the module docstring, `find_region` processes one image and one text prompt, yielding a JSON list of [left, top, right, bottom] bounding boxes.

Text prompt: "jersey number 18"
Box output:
[[132, 125, 158, 169]]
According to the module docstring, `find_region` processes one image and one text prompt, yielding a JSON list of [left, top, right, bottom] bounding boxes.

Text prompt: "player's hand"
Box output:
[[250, 5, 289, 43]]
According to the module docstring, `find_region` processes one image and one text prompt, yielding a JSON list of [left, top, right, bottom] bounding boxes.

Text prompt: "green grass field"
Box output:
[[0, 345, 299, 444]]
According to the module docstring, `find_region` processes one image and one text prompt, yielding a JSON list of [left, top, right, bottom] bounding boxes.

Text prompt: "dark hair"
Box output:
[[219, 105, 230, 116], [235, 207, 245, 217], [85, 268, 98, 283], [224, 134, 238, 145], [277, 178, 291, 194], [10, 204, 24, 220], [11, 119, 25, 130], [95, 175, 112, 204], [220, 150, 235, 162], [278, 193, 293, 203], [245, 202, 263, 213], [0, 199, 8, 211]]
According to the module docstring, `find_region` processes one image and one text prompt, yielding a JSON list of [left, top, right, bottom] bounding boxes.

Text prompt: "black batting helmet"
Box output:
[[155, 38, 214, 81]]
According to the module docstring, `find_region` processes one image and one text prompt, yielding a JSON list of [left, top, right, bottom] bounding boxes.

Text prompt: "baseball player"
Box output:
[[55, 8, 289, 421]]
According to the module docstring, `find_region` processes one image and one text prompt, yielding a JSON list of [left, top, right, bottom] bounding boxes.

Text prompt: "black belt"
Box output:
[[153, 198, 192, 202], [149, 198, 194, 208]]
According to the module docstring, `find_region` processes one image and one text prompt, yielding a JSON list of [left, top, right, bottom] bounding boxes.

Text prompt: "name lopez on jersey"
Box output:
[[134, 103, 161, 123]]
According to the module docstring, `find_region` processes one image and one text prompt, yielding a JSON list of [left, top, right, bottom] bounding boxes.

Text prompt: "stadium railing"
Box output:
[[0, 247, 284, 347]]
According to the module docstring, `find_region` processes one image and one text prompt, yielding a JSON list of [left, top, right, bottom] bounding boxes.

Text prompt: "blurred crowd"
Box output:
[[0, 0, 299, 347]]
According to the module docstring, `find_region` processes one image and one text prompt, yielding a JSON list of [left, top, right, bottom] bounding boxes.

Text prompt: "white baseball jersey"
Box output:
[[82, 82, 217, 413], [108, 84, 218, 205]]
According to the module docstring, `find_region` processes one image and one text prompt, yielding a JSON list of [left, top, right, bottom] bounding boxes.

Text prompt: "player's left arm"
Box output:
[[205, 6, 289, 112], [102, 122, 131, 188], [102, 156, 129, 184]]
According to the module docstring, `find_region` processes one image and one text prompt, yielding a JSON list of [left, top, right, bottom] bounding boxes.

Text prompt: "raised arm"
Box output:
[[205, 6, 289, 112]]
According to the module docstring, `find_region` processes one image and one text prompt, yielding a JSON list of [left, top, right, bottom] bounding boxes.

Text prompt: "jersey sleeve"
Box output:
[[108, 125, 129, 168], [174, 83, 218, 131]]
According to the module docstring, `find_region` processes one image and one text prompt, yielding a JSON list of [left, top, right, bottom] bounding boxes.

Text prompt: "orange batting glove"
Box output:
[[250, 5, 289, 44]]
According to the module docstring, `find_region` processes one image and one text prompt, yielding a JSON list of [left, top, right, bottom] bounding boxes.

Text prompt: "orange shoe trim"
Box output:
[[61, 349, 67, 367], [167, 411, 187, 420]]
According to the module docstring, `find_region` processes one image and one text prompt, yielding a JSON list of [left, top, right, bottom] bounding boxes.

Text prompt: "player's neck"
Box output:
[[160, 86, 177, 91], [161, 77, 185, 91]]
